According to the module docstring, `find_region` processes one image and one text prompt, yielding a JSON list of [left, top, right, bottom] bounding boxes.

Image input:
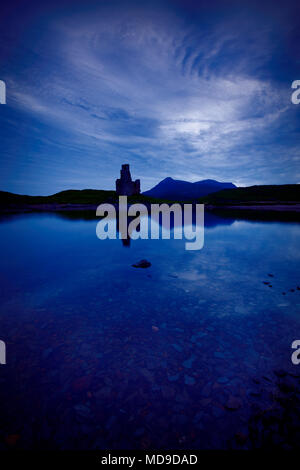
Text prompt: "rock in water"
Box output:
[[132, 259, 151, 268]]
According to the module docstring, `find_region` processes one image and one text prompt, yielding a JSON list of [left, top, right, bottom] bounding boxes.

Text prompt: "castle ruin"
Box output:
[[116, 164, 140, 196]]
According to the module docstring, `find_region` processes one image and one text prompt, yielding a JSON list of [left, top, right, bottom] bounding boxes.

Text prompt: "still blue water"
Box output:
[[0, 211, 299, 449]]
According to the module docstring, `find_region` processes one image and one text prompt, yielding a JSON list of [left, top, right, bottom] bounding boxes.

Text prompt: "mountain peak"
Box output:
[[143, 177, 236, 201]]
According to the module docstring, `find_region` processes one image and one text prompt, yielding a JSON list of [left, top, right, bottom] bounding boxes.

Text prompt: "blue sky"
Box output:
[[0, 0, 299, 194]]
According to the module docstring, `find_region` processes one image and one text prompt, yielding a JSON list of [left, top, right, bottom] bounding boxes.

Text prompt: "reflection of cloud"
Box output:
[[176, 270, 207, 281], [1, 1, 300, 193]]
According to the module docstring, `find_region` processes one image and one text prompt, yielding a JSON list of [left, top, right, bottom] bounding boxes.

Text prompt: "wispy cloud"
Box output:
[[1, 0, 299, 193]]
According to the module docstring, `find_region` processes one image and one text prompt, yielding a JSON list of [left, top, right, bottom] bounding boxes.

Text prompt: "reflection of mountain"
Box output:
[[204, 211, 235, 228], [1, 206, 298, 228], [143, 177, 236, 200], [41, 208, 235, 229]]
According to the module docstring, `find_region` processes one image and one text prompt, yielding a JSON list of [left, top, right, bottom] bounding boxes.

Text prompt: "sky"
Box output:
[[0, 0, 299, 195]]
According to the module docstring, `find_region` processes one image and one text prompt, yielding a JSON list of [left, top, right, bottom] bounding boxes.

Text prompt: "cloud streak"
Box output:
[[0, 0, 299, 193]]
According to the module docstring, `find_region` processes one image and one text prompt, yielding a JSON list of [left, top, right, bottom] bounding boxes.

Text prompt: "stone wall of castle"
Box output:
[[116, 164, 140, 196]]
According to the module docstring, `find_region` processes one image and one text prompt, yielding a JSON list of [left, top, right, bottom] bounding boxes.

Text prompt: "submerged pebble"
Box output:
[[132, 259, 151, 268], [184, 375, 196, 385]]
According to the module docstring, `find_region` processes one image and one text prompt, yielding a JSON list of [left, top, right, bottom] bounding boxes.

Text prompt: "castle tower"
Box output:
[[116, 164, 140, 196]]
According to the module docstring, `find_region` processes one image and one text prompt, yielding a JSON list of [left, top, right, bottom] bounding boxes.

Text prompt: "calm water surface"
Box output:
[[0, 211, 299, 449]]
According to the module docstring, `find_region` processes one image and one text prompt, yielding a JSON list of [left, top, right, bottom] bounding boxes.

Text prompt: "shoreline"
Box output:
[[207, 203, 300, 212], [1, 202, 300, 214]]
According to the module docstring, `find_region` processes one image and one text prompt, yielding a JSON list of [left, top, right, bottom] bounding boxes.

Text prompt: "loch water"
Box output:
[[0, 210, 299, 449]]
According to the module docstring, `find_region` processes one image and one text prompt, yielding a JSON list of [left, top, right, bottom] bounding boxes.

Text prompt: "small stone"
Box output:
[[152, 325, 159, 332], [134, 427, 145, 437], [168, 373, 179, 382], [290, 289, 295, 292], [42, 347, 53, 359], [217, 376, 229, 384], [184, 375, 196, 385], [278, 380, 296, 393], [132, 259, 151, 268], [268, 274, 274, 277], [193, 411, 203, 423], [249, 391, 261, 397], [105, 415, 117, 430], [263, 281, 270, 285], [200, 398, 211, 406], [214, 351, 223, 359], [74, 404, 91, 418], [262, 375, 272, 382], [235, 432, 248, 445], [171, 343, 182, 352], [212, 406, 224, 418], [5, 434, 20, 447], [201, 383, 211, 397], [182, 356, 195, 369], [72, 375, 92, 392], [273, 369, 287, 378], [226, 396, 242, 410], [161, 385, 175, 398]]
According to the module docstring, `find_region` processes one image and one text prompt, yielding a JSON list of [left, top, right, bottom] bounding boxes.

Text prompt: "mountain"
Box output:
[[143, 177, 236, 201], [203, 184, 300, 204], [0, 189, 116, 205], [0, 189, 173, 207]]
